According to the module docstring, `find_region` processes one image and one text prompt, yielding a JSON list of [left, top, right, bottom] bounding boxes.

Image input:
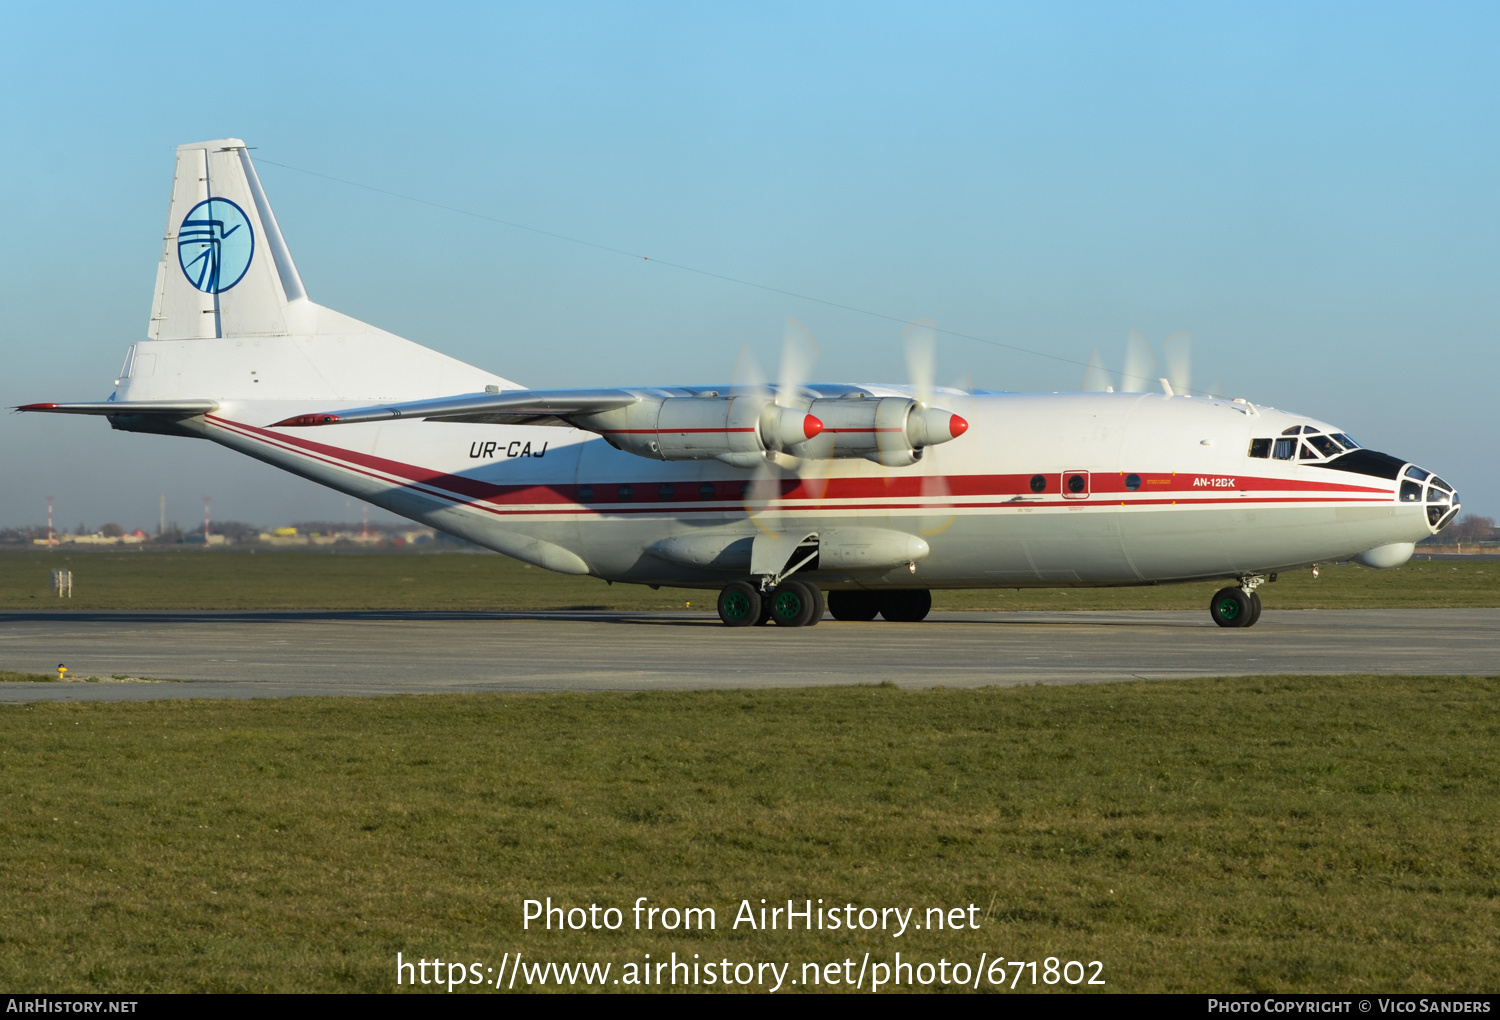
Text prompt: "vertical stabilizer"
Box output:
[[148, 139, 306, 341], [122, 137, 518, 403]]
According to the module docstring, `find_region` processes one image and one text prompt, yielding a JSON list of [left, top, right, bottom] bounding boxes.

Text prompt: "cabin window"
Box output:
[[1307, 434, 1342, 457], [617, 484, 633, 501], [1400, 481, 1423, 502], [1029, 474, 1047, 493], [699, 482, 716, 500], [1273, 438, 1297, 460], [657, 484, 675, 500], [1066, 474, 1086, 494], [1125, 473, 1142, 490], [1248, 439, 1272, 458], [577, 485, 594, 503]]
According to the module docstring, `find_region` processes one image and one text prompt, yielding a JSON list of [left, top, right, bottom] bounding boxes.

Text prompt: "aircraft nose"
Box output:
[[1399, 463, 1461, 532]]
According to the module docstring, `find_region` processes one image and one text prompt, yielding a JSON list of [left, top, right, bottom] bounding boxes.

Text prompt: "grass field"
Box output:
[[1, 670, 57, 683], [1, 676, 1496, 993], [2, 548, 1497, 611]]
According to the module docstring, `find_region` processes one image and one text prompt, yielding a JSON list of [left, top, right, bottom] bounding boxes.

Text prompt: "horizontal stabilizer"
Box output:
[[16, 400, 220, 416], [270, 389, 640, 428]]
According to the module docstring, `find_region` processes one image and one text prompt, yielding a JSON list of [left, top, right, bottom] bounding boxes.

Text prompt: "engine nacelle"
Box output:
[[575, 396, 823, 465], [792, 396, 969, 466]]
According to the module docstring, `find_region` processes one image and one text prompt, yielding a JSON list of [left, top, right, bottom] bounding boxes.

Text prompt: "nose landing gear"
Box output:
[[1210, 576, 1265, 628]]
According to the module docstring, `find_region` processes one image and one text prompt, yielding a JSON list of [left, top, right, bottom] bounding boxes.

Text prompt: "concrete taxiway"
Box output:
[[0, 608, 1494, 702]]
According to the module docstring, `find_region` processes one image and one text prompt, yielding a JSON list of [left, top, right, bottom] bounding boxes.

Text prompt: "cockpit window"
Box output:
[[1307, 435, 1342, 457], [1400, 480, 1423, 502], [1405, 466, 1430, 481], [1332, 433, 1359, 450], [1281, 426, 1303, 436], [1427, 487, 1449, 503], [1431, 504, 1460, 529], [1431, 477, 1450, 492], [1273, 438, 1297, 460], [1299, 442, 1321, 460], [1248, 438, 1271, 458]]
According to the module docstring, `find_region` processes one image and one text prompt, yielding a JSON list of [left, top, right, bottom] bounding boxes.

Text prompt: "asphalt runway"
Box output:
[[0, 608, 1494, 702]]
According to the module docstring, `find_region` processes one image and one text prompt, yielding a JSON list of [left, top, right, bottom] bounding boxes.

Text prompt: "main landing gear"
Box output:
[[1209, 576, 1265, 629], [827, 589, 932, 622], [717, 579, 826, 628], [715, 583, 933, 627]]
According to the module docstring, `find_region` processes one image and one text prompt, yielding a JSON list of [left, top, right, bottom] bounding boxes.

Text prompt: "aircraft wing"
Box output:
[[16, 400, 220, 416], [269, 389, 641, 428]]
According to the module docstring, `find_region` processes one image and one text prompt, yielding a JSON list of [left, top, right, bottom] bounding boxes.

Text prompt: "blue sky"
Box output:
[[2, 2, 1496, 530]]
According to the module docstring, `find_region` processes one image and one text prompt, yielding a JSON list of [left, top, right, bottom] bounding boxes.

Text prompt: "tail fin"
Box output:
[[149, 139, 310, 340], [122, 140, 517, 403]]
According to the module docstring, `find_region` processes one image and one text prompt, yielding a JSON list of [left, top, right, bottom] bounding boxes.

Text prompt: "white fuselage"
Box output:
[[184, 388, 1441, 591], [38, 140, 1453, 597]]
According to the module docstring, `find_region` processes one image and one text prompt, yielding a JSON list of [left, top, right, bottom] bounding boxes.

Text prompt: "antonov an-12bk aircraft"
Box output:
[[21, 139, 1462, 628]]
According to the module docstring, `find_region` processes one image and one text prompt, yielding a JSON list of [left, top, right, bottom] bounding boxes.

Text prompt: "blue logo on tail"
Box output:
[[178, 197, 254, 293]]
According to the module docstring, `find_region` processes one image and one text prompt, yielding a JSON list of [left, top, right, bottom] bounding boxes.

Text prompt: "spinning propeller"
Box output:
[[1087, 330, 1196, 395], [737, 317, 968, 535]]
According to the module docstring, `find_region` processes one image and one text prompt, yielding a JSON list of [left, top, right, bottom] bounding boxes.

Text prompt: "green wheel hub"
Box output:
[[772, 589, 804, 622], [722, 590, 754, 621]]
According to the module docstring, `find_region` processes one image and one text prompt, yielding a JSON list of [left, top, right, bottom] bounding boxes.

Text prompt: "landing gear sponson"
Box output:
[[716, 583, 931, 627]]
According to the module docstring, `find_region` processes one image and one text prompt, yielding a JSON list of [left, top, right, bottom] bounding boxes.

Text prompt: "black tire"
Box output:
[[1246, 591, 1263, 627], [755, 596, 775, 626], [769, 580, 818, 627], [1209, 586, 1251, 628], [879, 589, 933, 622], [802, 583, 826, 626], [827, 589, 880, 621], [717, 581, 761, 627]]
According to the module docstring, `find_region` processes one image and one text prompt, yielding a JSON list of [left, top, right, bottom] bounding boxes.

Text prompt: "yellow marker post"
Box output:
[[56, 664, 67, 679]]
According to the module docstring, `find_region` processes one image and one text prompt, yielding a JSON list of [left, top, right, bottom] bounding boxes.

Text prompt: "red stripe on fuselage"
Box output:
[[206, 416, 1393, 518]]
